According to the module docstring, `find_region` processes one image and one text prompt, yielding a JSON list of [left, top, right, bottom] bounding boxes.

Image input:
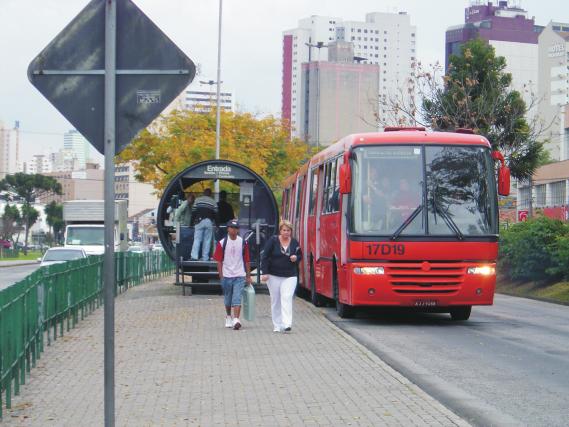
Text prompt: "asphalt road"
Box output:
[[323, 294, 569, 427], [0, 263, 42, 291]]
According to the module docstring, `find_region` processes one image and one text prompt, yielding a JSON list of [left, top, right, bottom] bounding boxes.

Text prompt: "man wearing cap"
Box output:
[[213, 219, 252, 330]]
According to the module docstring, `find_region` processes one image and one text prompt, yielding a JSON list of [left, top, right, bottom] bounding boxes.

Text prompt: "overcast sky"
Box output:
[[0, 0, 566, 163]]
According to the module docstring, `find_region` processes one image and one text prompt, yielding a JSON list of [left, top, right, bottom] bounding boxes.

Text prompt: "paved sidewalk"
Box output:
[[3, 277, 469, 426]]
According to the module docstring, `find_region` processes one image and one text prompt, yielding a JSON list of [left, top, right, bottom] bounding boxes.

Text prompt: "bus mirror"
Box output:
[[498, 165, 510, 196], [339, 163, 351, 194], [492, 151, 510, 196]]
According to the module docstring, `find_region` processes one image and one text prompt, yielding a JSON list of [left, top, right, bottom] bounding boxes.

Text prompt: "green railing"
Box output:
[[0, 251, 174, 418], [0, 248, 20, 259]]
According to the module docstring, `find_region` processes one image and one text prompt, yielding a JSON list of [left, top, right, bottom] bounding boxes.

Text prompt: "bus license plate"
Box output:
[[414, 300, 438, 307]]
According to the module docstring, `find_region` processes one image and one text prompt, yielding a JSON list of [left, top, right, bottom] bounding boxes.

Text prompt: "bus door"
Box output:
[[294, 174, 306, 284], [315, 164, 324, 262], [318, 158, 341, 297]]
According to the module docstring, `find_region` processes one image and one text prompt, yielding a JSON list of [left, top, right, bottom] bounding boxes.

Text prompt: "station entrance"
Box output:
[[156, 160, 279, 293]]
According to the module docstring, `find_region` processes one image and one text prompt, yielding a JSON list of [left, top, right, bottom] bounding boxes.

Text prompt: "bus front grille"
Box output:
[[386, 262, 465, 294]]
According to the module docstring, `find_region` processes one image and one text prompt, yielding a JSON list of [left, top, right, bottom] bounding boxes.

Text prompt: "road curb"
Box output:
[[0, 261, 39, 268]]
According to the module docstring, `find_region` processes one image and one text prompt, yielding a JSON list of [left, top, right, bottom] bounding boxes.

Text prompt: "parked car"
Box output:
[[38, 247, 87, 267], [127, 246, 145, 254], [0, 239, 11, 249], [152, 243, 164, 252]]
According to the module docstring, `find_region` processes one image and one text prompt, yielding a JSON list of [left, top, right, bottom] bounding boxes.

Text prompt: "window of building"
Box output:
[[357, 29, 361, 33], [535, 184, 546, 207], [550, 181, 567, 206], [364, 29, 368, 33]]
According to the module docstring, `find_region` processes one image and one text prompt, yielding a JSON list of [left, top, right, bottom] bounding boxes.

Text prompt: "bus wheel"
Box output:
[[310, 260, 323, 307], [333, 264, 355, 318], [450, 306, 472, 321], [336, 300, 355, 318]]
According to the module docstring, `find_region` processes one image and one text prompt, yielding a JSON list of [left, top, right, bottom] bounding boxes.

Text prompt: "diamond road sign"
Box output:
[[28, 0, 195, 154]]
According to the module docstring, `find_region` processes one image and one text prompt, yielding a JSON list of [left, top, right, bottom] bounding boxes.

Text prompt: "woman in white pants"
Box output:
[[261, 220, 302, 332]]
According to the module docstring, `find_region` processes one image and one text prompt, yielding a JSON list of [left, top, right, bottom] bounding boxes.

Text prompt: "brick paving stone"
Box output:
[[2, 276, 470, 426]]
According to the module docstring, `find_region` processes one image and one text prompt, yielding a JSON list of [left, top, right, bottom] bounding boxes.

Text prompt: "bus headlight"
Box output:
[[467, 266, 495, 276], [354, 267, 385, 275]]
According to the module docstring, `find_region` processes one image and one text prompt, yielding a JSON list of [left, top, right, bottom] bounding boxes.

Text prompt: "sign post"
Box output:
[[28, 1, 195, 425], [104, 2, 117, 426]]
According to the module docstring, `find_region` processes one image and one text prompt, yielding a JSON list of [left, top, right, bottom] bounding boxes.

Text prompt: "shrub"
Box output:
[[547, 234, 569, 280], [499, 216, 569, 281]]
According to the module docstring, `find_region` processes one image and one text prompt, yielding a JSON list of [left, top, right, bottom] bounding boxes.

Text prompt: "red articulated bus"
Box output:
[[281, 127, 510, 320]]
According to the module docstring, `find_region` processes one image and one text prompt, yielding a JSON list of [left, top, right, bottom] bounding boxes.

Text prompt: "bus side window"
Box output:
[[295, 176, 304, 219], [330, 158, 340, 212], [282, 189, 289, 219], [322, 162, 331, 214], [289, 184, 296, 219], [309, 168, 318, 216]]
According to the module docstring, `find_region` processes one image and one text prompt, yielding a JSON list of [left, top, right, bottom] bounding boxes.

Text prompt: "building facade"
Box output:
[[115, 162, 160, 217], [300, 42, 380, 147], [282, 12, 416, 139], [39, 163, 104, 204], [517, 160, 569, 222], [0, 121, 20, 179], [537, 22, 569, 161], [63, 129, 91, 170], [166, 80, 235, 114], [445, 1, 542, 111]]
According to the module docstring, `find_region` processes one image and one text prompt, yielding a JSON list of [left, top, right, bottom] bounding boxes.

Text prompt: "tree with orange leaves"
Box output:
[[117, 108, 311, 195]]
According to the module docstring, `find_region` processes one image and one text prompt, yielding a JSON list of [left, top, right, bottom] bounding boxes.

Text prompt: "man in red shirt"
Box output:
[[213, 220, 252, 330]]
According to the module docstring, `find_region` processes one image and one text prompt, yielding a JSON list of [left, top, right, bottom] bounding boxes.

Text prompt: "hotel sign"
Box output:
[[548, 43, 566, 58]]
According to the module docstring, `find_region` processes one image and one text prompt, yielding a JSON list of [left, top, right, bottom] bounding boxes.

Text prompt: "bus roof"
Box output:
[[310, 130, 491, 165]]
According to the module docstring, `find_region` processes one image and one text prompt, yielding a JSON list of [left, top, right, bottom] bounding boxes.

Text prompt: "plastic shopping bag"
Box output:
[[241, 284, 256, 321]]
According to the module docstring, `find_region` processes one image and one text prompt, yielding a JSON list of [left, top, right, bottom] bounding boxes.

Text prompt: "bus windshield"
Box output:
[[351, 145, 498, 237], [66, 227, 105, 246]]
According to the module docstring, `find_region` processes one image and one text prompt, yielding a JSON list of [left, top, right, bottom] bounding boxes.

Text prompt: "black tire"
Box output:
[[310, 260, 323, 307], [333, 264, 355, 318], [450, 306, 472, 321]]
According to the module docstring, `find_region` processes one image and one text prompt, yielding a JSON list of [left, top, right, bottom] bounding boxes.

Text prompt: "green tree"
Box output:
[[378, 39, 544, 180], [44, 201, 64, 245], [0, 173, 62, 253], [117, 108, 311, 193], [1, 203, 22, 244]]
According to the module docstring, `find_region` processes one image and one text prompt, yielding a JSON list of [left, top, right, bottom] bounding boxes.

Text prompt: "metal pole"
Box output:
[[214, 0, 223, 194], [104, 1, 116, 426]]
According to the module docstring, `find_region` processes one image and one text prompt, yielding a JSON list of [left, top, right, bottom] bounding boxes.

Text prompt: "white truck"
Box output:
[[63, 200, 128, 255]]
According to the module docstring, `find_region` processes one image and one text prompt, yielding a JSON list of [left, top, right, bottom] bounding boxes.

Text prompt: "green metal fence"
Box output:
[[0, 248, 20, 259], [0, 251, 174, 418]]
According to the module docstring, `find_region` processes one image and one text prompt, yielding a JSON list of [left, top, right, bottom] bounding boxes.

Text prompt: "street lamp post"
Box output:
[[214, 0, 223, 195]]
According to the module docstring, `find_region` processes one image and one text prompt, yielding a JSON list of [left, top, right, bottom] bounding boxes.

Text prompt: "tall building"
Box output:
[[63, 129, 90, 170], [537, 21, 569, 161], [115, 161, 160, 217], [26, 154, 52, 174], [300, 42, 380, 147], [166, 80, 235, 114], [282, 12, 416, 138], [445, 1, 543, 109], [0, 121, 20, 179], [50, 148, 80, 172]]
